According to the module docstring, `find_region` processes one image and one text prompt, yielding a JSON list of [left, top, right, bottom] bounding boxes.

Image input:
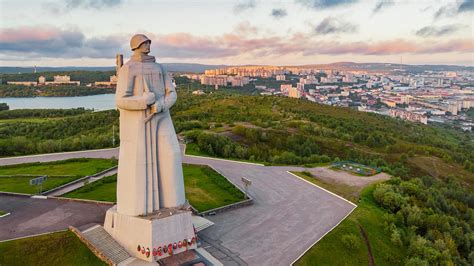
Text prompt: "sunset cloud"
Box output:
[[1, 25, 472, 62], [0, 26, 125, 58], [296, 0, 357, 9], [434, 0, 474, 19], [65, 0, 123, 9], [233, 0, 257, 14], [44, 0, 123, 13], [271, 8, 288, 19], [415, 25, 464, 37], [372, 0, 394, 14], [314, 17, 358, 35]]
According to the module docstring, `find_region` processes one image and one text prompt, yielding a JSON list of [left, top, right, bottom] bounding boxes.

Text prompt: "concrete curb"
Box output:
[[43, 166, 118, 196], [198, 198, 253, 217], [0, 229, 68, 243], [0, 212, 11, 218], [185, 154, 264, 166], [183, 163, 253, 217], [286, 170, 358, 265], [183, 143, 264, 166], [286, 171, 357, 207], [48, 196, 115, 205], [0, 148, 119, 160], [0, 190, 115, 205], [290, 206, 357, 265], [200, 165, 253, 216], [0, 191, 32, 197]]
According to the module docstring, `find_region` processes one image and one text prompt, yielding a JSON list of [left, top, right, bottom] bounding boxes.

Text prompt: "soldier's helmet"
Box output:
[[130, 34, 151, 51]]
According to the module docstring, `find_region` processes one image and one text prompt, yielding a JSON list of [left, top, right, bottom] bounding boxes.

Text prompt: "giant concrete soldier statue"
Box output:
[[115, 34, 185, 216], [104, 34, 196, 262]]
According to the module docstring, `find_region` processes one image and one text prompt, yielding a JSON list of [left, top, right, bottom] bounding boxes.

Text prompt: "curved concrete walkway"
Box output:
[[0, 148, 119, 166], [0, 149, 357, 265], [44, 167, 118, 197]]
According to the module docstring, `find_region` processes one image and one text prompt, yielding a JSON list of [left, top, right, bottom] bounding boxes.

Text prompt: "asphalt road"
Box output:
[[0, 148, 119, 166], [0, 194, 112, 241], [0, 149, 356, 265]]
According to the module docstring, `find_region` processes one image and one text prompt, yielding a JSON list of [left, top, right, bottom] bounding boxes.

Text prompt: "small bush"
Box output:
[[341, 234, 359, 250], [301, 171, 313, 177]]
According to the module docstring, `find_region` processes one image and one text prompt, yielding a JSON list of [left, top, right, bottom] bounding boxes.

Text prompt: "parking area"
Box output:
[[0, 194, 111, 241]]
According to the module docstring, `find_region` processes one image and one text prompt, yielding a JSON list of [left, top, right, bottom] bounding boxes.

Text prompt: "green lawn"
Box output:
[[292, 171, 360, 203], [64, 164, 245, 212], [0, 175, 79, 194], [0, 158, 117, 176], [185, 143, 209, 157], [183, 163, 245, 212], [295, 185, 406, 266], [0, 231, 106, 266], [64, 174, 117, 202], [0, 158, 117, 194]]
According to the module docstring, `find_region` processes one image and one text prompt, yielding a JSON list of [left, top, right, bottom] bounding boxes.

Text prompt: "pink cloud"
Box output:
[[1, 25, 473, 61], [0, 26, 60, 42]]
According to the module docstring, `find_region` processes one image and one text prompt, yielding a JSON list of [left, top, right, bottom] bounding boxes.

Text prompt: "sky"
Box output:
[[0, 0, 473, 66]]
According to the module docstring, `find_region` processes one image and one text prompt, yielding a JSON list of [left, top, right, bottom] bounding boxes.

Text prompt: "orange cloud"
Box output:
[[1, 25, 473, 61], [0, 26, 60, 42]]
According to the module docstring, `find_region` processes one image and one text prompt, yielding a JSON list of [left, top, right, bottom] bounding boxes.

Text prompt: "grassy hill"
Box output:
[[0, 84, 472, 264], [172, 89, 473, 184], [0, 87, 472, 181]]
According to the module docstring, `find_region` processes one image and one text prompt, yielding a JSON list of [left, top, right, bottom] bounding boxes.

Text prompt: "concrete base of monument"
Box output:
[[104, 206, 197, 262]]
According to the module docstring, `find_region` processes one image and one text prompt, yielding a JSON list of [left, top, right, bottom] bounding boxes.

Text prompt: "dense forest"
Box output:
[[0, 82, 472, 264], [0, 87, 472, 176], [0, 84, 114, 97], [174, 92, 471, 169], [373, 175, 473, 265], [0, 109, 117, 155]]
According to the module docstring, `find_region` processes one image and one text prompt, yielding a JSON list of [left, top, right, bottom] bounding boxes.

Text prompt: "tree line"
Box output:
[[0, 70, 115, 84], [0, 84, 114, 97]]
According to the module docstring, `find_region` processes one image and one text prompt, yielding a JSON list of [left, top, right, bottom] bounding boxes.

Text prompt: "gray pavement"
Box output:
[[0, 149, 356, 266], [0, 194, 111, 241], [0, 148, 119, 166], [183, 156, 355, 266]]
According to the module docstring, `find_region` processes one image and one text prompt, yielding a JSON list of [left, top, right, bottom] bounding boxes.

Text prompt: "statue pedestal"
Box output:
[[104, 206, 197, 262]]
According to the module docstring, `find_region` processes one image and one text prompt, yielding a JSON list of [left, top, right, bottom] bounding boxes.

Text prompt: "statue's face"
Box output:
[[136, 41, 151, 54]]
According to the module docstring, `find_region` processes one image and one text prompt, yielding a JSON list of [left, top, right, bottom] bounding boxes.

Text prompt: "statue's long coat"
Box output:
[[115, 57, 184, 216]]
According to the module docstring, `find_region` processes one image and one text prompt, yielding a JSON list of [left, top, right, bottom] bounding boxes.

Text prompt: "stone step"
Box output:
[[192, 215, 215, 232], [82, 225, 131, 265]]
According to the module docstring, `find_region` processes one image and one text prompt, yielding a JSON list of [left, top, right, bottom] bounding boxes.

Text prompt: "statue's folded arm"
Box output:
[[116, 67, 153, 111]]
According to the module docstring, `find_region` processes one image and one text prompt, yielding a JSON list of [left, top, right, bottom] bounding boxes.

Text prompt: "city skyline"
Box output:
[[1, 0, 473, 66]]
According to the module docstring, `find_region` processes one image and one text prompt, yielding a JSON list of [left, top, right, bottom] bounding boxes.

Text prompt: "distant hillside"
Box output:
[[162, 63, 228, 73], [0, 63, 228, 74], [294, 62, 474, 73], [2, 62, 471, 75]]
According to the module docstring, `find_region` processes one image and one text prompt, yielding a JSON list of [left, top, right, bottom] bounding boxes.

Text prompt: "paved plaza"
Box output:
[[0, 194, 111, 241], [0, 149, 356, 265]]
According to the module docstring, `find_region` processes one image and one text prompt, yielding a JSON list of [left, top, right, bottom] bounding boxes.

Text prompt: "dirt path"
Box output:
[[306, 166, 391, 188], [359, 224, 375, 266]]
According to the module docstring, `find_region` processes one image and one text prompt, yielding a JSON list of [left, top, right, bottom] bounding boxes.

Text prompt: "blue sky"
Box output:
[[0, 0, 473, 66]]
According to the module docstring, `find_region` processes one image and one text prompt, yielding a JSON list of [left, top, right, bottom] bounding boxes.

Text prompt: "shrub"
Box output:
[[341, 234, 359, 250]]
